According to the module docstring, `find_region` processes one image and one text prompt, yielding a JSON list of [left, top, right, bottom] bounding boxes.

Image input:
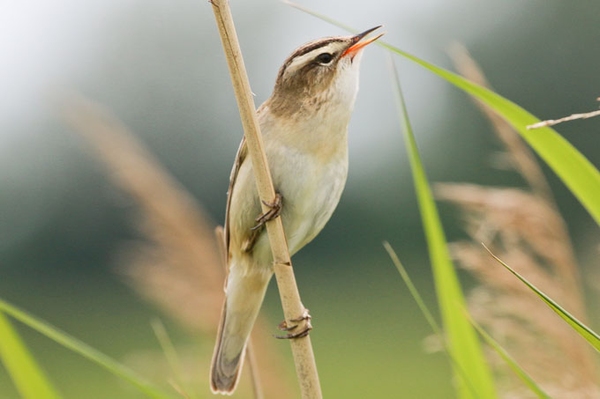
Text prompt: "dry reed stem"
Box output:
[[63, 94, 224, 332], [63, 95, 292, 398], [449, 43, 553, 202], [437, 188, 599, 397], [210, 1, 321, 398], [527, 109, 600, 130], [449, 44, 585, 305], [439, 46, 599, 397]]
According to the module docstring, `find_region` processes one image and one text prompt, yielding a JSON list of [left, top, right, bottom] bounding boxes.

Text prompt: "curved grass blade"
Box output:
[[466, 312, 551, 399], [286, 1, 600, 227], [0, 298, 174, 399], [151, 318, 198, 399], [389, 59, 496, 399], [383, 242, 442, 336], [482, 245, 600, 352], [382, 44, 600, 226], [384, 241, 483, 398], [0, 311, 62, 399]]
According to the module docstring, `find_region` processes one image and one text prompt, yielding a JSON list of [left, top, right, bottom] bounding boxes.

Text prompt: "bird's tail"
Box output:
[[210, 266, 271, 394]]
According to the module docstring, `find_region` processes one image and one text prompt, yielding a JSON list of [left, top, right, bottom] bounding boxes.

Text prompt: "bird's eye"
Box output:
[[316, 52, 333, 65]]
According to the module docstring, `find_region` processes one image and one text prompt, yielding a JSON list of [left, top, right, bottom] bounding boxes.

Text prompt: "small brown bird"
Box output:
[[210, 27, 383, 394]]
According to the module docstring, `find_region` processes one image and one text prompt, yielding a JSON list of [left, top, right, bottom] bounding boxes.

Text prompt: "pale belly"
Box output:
[[228, 143, 348, 271], [277, 152, 348, 255]]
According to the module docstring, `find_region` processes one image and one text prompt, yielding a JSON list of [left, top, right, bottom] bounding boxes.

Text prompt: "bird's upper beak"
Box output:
[[342, 26, 384, 60]]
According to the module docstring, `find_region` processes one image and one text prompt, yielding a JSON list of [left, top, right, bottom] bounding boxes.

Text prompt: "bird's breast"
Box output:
[[265, 136, 349, 255], [228, 106, 351, 271]]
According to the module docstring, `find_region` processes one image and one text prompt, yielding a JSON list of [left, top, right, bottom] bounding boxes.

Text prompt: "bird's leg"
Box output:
[[275, 308, 312, 339], [251, 192, 283, 231]]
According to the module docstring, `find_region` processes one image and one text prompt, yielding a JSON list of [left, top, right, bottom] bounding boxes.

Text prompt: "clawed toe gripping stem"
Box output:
[[275, 309, 312, 339], [251, 193, 283, 231]]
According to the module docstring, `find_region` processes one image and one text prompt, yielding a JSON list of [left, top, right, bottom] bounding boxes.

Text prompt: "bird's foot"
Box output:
[[275, 308, 312, 339], [251, 192, 283, 231]]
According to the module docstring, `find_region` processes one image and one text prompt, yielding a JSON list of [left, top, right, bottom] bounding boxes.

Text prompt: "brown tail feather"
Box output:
[[209, 267, 272, 394]]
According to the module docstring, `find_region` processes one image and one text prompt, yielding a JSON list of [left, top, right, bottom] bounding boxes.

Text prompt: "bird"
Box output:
[[210, 26, 383, 394]]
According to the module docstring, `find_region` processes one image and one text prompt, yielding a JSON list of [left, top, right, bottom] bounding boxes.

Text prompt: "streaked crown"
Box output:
[[267, 27, 383, 118]]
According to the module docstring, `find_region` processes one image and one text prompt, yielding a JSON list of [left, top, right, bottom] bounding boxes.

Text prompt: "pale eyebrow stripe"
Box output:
[[278, 39, 344, 79]]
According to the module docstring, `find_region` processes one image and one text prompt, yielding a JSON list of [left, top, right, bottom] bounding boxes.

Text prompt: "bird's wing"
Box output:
[[224, 136, 248, 257], [225, 104, 274, 257]]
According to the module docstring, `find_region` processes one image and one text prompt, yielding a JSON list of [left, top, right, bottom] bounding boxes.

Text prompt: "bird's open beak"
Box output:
[[342, 26, 384, 59]]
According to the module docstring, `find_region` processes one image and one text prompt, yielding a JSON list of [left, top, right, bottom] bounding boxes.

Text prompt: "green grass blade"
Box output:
[[0, 311, 62, 399], [483, 245, 600, 352], [467, 314, 551, 399], [286, 1, 600, 227], [385, 242, 551, 399], [381, 43, 600, 226], [0, 298, 174, 399], [383, 241, 443, 337], [384, 242, 483, 397], [151, 318, 197, 399], [389, 59, 496, 399]]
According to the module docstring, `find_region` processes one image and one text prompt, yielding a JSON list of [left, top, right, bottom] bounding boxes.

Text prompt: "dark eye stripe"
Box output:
[[277, 38, 345, 81]]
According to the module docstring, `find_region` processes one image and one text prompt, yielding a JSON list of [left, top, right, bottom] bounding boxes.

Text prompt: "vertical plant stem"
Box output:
[[245, 341, 265, 399], [209, 2, 322, 398]]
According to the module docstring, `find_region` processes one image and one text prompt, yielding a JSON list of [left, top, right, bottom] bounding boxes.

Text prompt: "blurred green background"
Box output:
[[1, 0, 599, 397]]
